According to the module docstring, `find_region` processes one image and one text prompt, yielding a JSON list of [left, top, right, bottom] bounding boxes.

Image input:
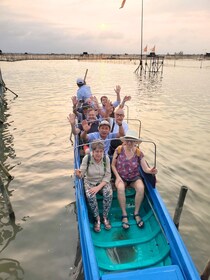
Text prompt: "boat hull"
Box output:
[[74, 142, 200, 280]]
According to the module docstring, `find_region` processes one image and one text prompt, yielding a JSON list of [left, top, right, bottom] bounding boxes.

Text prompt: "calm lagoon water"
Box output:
[[0, 58, 210, 279]]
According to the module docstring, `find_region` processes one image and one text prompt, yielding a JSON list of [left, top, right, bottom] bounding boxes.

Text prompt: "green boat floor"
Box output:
[[89, 189, 172, 274]]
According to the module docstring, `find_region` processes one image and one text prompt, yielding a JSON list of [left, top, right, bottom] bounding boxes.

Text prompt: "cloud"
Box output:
[[0, 0, 210, 54]]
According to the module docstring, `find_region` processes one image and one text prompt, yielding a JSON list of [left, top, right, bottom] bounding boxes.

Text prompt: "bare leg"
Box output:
[[115, 179, 129, 229], [131, 179, 145, 227], [115, 180, 127, 216]]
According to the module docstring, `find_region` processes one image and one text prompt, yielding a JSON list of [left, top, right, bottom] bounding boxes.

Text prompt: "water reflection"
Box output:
[[135, 72, 163, 95], [0, 93, 22, 252], [0, 191, 22, 252], [0, 95, 16, 169], [0, 258, 24, 279], [68, 201, 83, 280], [69, 237, 83, 280]]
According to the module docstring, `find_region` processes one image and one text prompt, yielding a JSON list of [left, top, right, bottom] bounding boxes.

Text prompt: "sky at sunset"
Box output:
[[0, 0, 210, 55]]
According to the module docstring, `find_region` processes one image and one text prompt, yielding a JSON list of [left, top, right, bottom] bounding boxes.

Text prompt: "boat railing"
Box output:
[[124, 118, 141, 137], [138, 139, 156, 168]]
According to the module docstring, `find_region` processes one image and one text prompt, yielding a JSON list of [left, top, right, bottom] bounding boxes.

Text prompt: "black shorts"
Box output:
[[122, 176, 142, 186]]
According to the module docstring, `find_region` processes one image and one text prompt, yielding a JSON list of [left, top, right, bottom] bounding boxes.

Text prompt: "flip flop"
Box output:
[[134, 213, 144, 228], [122, 215, 130, 230]]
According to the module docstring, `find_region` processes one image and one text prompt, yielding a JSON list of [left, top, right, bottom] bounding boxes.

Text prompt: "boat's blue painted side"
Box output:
[[74, 143, 100, 280], [141, 171, 200, 280], [73, 141, 200, 280], [101, 265, 185, 280]]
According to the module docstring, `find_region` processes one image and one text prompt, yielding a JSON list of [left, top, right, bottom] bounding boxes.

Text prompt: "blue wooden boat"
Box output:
[[73, 137, 200, 280]]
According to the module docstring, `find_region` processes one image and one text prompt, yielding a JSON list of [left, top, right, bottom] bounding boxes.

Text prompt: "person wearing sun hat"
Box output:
[[111, 130, 157, 230], [120, 130, 141, 142], [81, 119, 125, 154]]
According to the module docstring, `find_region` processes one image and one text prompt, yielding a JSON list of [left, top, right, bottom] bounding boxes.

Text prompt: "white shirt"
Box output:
[[109, 118, 129, 133]]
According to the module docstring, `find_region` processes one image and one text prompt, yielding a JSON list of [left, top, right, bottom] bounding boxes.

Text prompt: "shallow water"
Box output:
[[0, 58, 210, 279]]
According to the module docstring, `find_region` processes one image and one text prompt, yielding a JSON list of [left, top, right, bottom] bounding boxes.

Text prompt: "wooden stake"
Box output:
[[0, 161, 14, 180], [201, 260, 210, 280], [173, 185, 188, 229], [0, 176, 15, 220], [83, 69, 88, 83]]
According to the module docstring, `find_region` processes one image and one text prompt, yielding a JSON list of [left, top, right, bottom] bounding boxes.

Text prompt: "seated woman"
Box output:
[[111, 130, 157, 230], [75, 141, 113, 232]]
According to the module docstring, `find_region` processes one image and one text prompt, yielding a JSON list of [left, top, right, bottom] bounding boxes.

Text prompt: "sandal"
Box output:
[[103, 218, 111, 230], [134, 213, 144, 228], [94, 220, 101, 233], [121, 215, 130, 230]]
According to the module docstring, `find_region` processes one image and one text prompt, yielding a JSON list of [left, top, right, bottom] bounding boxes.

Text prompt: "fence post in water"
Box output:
[[201, 260, 210, 280], [0, 161, 14, 180], [0, 176, 15, 220], [173, 185, 188, 229]]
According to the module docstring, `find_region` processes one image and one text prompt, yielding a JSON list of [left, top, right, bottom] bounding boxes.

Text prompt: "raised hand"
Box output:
[[67, 113, 76, 125], [82, 119, 91, 132], [114, 85, 121, 94], [123, 95, 131, 102], [71, 96, 78, 106]]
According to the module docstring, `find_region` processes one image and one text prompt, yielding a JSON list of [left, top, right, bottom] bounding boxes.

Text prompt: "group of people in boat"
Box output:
[[69, 77, 157, 233]]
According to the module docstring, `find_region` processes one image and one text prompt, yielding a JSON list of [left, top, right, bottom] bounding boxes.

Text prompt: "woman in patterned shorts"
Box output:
[[75, 141, 113, 232]]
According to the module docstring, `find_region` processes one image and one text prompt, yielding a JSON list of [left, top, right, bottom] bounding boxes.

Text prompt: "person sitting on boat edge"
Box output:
[[80, 119, 125, 155], [75, 141, 113, 232], [111, 130, 157, 230], [76, 77, 92, 103]]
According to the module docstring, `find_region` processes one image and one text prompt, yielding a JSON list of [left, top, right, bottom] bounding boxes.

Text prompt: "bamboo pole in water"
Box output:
[[0, 176, 15, 220], [173, 185, 188, 229], [201, 260, 210, 280], [0, 161, 13, 180]]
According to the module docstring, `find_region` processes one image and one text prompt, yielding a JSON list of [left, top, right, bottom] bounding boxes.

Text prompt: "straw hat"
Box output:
[[120, 130, 141, 142]]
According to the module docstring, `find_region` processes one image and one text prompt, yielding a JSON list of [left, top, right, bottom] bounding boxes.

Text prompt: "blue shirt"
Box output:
[[87, 132, 118, 154], [77, 85, 92, 101]]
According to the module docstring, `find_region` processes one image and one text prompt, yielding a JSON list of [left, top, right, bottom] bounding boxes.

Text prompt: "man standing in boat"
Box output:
[[76, 77, 92, 103]]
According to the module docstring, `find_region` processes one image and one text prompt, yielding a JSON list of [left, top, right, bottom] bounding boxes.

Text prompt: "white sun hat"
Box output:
[[98, 120, 111, 128], [120, 130, 141, 142]]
